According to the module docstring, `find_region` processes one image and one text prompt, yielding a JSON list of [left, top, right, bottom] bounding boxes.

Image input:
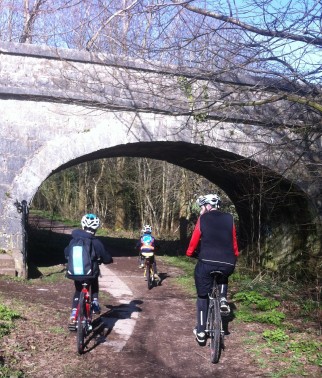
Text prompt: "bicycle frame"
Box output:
[[205, 271, 225, 364], [76, 282, 93, 354], [141, 252, 155, 289]]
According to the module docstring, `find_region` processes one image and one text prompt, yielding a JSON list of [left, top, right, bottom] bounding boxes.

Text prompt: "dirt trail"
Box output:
[[0, 254, 270, 378]]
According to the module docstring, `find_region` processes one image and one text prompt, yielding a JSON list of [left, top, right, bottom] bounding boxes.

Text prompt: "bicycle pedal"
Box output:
[[68, 324, 77, 331]]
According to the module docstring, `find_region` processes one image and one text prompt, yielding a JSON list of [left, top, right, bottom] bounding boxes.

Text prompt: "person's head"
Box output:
[[196, 194, 221, 215], [81, 213, 100, 234], [142, 224, 152, 234]]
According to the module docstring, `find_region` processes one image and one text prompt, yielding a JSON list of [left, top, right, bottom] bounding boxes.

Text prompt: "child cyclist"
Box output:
[[136, 224, 160, 280], [64, 213, 113, 329]]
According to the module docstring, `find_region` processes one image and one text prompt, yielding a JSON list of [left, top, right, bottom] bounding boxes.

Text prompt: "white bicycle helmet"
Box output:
[[196, 194, 221, 209], [142, 224, 152, 234], [81, 213, 100, 230]]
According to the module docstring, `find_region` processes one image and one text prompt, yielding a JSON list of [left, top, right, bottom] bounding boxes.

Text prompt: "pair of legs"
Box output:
[[69, 277, 100, 329], [71, 277, 99, 309], [194, 261, 234, 334], [139, 253, 158, 274]]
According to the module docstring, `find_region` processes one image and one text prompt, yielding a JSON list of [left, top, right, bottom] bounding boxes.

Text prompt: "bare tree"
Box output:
[[174, 1, 321, 112], [19, 0, 47, 43]]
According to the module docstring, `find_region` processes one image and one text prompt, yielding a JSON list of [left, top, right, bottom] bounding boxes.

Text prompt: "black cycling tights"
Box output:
[[72, 277, 99, 308]]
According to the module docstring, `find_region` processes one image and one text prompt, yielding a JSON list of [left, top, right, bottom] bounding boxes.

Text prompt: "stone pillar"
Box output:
[[0, 200, 26, 278]]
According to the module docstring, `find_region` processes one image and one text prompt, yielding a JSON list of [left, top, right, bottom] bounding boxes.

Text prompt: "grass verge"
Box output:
[[0, 300, 24, 377]]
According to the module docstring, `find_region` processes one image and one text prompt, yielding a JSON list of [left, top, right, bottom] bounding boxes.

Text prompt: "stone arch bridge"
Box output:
[[0, 41, 321, 277]]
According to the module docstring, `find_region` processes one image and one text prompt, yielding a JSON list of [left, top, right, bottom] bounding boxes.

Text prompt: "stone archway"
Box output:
[[5, 136, 320, 278], [0, 41, 320, 277]]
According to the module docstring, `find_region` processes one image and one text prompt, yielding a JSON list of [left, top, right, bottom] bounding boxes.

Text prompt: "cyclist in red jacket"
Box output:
[[186, 194, 239, 345]]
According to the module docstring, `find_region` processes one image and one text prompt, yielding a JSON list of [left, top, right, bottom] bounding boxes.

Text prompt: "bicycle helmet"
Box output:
[[142, 224, 152, 234], [196, 194, 221, 209], [81, 213, 100, 230]]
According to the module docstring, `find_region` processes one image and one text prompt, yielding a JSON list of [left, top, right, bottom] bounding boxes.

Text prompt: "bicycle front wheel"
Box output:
[[76, 292, 86, 354], [208, 299, 222, 363]]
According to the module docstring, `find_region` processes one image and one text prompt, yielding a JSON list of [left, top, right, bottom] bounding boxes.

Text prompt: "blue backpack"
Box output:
[[66, 238, 97, 280], [141, 234, 154, 250]]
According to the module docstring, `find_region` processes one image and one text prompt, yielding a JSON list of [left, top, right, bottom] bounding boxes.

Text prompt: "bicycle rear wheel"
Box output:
[[76, 292, 86, 354], [148, 265, 155, 290], [208, 298, 222, 363], [145, 261, 153, 289]]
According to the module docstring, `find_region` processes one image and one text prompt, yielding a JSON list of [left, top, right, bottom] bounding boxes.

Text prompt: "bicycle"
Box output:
[[141, 251, 157, 289], [75, 282, 93, 354], [205, 271, 226, 364]]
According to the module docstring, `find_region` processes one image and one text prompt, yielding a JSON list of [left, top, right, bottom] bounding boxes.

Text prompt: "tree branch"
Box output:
[[171, 0, 322, 47], [86, 0, 139, 51]]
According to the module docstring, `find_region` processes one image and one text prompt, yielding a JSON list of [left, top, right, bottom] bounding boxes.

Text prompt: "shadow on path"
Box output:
[[82, 299, 143, 353]]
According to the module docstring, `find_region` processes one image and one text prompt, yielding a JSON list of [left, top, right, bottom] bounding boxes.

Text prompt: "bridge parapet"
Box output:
[[0, 41, 310, 127]]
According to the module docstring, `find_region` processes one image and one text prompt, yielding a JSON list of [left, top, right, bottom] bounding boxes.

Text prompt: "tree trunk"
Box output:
[[114, 157, 126, 230], [78, 163, 87, 216]]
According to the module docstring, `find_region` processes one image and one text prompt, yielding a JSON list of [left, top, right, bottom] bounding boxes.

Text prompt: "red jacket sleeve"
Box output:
[[232, 224, 239, 257], [186, 217, 202, 257]]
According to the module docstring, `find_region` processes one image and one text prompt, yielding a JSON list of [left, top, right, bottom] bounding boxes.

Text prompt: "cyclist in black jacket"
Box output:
[[186, 194, 239, 345], [64, 213, 113, 329]]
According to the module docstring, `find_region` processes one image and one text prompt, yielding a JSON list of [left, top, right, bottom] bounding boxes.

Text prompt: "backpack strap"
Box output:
[[87, 238, 97, 260]]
